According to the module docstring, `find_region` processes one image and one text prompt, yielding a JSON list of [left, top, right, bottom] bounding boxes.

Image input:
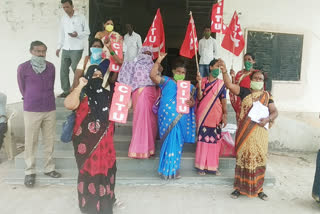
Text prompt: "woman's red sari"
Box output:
[[73, 97, 116, 214]]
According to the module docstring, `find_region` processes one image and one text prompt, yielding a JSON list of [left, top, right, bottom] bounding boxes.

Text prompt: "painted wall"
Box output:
[[0, 0, 89, 104]]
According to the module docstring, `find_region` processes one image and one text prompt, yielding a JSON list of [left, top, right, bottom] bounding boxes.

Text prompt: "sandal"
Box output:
[[230, 190, 240, 199], [258, 192, 269, 201], [24, 174, 36, 188], [114, 199, 125, 209], [215, 171, 221, 176], [198, 171, 206, 176], [44, 171, 62, 178]]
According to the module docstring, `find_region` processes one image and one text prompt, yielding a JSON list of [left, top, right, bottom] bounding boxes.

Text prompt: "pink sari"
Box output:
[[195, 78, 226, 173], [128, 86, 159, 159]]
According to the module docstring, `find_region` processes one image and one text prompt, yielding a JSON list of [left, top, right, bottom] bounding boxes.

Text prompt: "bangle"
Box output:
[[222, 70, 227, 74], [110, 51, 115, 56]]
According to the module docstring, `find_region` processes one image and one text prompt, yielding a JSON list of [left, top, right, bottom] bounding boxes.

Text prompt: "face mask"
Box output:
[[244, 61, 253, 71], [210, 68, 220, 78], [90, 47, 103, 64], [205, 32, 211, 38], [30, 55, 46, 74], [173, 74, 185, 81], [250, 81, 264, 90], [105, 24, 114, 32], [88, 78, 103, 91]]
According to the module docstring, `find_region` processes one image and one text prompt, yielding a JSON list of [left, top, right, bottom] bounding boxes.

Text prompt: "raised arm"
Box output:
[[104, 38, 123, 65], [150, 52, 167, 85], [220, 59, 240, 95], [64, 77, 87, 110]]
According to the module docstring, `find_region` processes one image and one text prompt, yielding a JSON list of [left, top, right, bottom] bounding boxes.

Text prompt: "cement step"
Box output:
[[14, 150, 236, 170], [3, 168, 276, 186]]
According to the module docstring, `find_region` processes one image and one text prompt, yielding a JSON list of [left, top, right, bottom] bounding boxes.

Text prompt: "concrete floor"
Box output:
[[0, 151, 319, 214]]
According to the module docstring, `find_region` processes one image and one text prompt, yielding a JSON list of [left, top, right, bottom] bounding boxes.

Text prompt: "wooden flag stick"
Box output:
[[189, 11, 201, 91]]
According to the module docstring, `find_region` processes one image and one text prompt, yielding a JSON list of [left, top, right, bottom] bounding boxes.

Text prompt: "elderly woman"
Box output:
[[221, 59, 278, 200], [65, 65, 116, 214], [118, 46, 159, 158]]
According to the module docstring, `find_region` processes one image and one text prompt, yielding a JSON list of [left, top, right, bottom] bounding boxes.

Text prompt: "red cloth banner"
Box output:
[[109, 82, 131, 124], [221, 11, 245, 56], [109, 42, 123, 73], [179, 15, 198, 59], [143, 8, 165, 59], [211, 0, 228, 34], [176, 80, 191, 114]]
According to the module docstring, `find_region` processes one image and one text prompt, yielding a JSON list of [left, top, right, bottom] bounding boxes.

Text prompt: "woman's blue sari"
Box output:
[[157, 76, 196, 179]]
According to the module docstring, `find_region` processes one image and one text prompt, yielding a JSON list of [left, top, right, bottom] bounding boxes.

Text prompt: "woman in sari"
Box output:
[[221, 59, 278, 200], [95, 18, 124, 60], [150, 53, 197, 179], [195, 59, 227, 175], [118, 46, 159, 158], [229, 53, 257, 122], [65, 65, 116, 214], [71, 38, 121, 93]]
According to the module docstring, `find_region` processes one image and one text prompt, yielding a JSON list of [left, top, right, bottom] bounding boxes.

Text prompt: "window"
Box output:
[[246, 31, 303, 90]]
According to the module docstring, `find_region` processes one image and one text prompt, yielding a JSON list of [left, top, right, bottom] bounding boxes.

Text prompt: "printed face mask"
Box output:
[[30, 55, 46, 74], [90, 47, 103, 65], [250, 81, 264, 90], [173, 74, 185, 81], [210, 68, 220, 78], [244, 61, 253, 71], [105, 24, 114, 32]]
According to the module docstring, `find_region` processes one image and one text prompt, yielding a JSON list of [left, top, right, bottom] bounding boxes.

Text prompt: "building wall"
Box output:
[[0, 0, 89, 104]]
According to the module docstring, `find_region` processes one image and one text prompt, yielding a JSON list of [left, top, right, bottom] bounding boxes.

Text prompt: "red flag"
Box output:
[[179, 15, 198, 59], [221, 11, 245, 56], [211, 0, 228, 34], [143, 8, 165, 59]]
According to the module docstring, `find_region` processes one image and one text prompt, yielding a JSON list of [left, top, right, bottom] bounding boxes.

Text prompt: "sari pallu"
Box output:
[[73, 97, 116, 214], [229, 70, 252, 122], [158, 76, 196, 179], [234, 90, 270, 198], [195, 78, 226, 172], [128, 86, 159, 158]]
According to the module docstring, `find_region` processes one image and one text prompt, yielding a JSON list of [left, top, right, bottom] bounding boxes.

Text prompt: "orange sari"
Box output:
[[234, 90, 271, 197]]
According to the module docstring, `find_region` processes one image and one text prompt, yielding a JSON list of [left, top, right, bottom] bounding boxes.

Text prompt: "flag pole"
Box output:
[[189, 11, 201, 95], [190, 11, 199, 75]]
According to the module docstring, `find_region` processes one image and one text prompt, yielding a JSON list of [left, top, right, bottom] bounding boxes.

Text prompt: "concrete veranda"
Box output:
[[0, 151, 319, 214]]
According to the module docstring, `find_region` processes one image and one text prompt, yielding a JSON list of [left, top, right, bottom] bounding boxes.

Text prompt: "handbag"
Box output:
[[152, 78, 170, 114], [60, 111, 76, 143]]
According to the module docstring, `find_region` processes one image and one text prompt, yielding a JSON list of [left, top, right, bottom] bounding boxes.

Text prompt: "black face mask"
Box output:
[[88, 78, 103, 91]]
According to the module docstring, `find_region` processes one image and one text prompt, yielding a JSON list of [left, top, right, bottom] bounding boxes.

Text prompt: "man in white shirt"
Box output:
[[198, 27, 218, 77], [123, 24, 142, 62], [56, 0, 90, 98]]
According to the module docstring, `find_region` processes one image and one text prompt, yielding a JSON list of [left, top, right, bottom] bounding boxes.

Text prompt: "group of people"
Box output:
[[15, 0, 280, 213]]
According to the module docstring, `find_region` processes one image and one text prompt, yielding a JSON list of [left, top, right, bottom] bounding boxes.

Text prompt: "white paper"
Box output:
[[248, 101, 269, 129]]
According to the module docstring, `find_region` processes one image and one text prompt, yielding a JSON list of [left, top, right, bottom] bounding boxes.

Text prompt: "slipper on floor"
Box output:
[[44, 171, 61, 178]]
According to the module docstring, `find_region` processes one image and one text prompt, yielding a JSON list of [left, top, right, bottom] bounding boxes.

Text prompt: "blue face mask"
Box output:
[[90, 47, 103, 64]]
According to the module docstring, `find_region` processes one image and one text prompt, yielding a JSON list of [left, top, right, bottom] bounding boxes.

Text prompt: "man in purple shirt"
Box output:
[[17, 41, 61, 188]]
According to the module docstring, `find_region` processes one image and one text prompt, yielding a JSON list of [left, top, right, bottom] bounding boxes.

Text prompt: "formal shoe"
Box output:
[[24, 174, 36, 188]]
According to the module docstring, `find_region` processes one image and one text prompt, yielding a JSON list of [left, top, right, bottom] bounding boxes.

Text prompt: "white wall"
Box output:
[[217, 0, 320, 113], [0, 0, 89, 104]]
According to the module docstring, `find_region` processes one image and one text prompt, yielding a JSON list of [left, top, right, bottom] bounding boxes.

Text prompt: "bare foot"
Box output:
[[198, 171, 206, 176]]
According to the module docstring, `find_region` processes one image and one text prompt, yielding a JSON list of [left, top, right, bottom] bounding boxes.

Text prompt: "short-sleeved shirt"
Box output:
[[238, 87, 274, 104]]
